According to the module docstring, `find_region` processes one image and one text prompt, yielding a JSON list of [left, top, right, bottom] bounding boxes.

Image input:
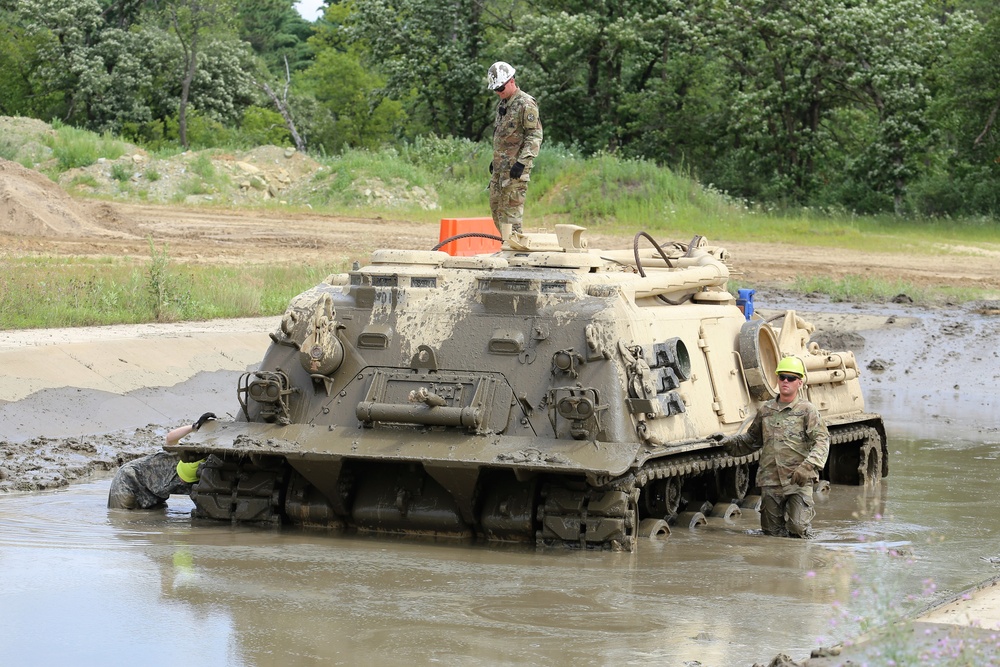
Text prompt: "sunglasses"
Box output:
[[493, 82, 507, 92], [778, 374, 801, 383]]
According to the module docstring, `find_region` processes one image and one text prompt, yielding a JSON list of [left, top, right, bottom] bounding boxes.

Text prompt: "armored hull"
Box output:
[[167, 225, 886, 550]]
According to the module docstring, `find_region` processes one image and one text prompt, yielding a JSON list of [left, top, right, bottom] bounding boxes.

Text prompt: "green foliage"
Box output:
[[334, 0, 492, 140], [158, 151, 230, 199], [146, 238, 187, 321], [110, 162, 131, 182], [164, 110, 235, 149], [792, 275, 924, 303], [237, 0, 315, 75], [506, 0, 690, 155], [238, 106, 292, 146], [2, 0, 1000, 216], [0, 137, 18, 161], [43, 125, 127, 171], [297, 47, 405, 150]]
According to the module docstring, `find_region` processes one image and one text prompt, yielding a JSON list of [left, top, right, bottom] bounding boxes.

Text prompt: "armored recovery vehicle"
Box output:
[[166, 225, 886, 550]]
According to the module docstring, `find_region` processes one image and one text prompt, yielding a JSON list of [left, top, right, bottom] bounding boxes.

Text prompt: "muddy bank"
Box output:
[[2, 298, 1000, 667], [0, 317, 277, 492], [3, 295, 998, 494]]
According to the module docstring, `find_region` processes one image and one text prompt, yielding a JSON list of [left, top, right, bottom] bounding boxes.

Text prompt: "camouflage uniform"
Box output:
[[490, 88, 543, 233], [107, 451, 195, 509], [724, 396, 830, 537]]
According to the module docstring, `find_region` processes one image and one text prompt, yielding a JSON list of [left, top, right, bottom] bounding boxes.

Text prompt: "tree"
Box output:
[[504, 0, 692, 155], [255, 56, 307, 152], [160, 0, 237, 147], [337, 0, 491, 140], [298, 46, 404, 150], [918, 7, 999, 215], [693, 0, 959, 210], [237, 0, 314, 75], [17, 0, 158, 130]]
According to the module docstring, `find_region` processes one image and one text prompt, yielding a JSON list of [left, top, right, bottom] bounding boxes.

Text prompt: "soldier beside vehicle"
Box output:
[[713, 357, 830, 539], [107, 412, 215, 510]]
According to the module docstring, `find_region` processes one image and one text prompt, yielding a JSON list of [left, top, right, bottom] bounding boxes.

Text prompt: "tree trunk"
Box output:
[[260, 81, 306, 153]]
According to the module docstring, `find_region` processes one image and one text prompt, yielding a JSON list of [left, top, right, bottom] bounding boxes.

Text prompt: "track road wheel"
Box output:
[[858, 441, 882, 487], [637, 518, 671, 539], [718, 463, 750, 501]]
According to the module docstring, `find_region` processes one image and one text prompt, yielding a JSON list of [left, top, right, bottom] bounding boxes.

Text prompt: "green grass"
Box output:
[[0, 253, 337, 329], [43, 123, 127, 172], [110, 162, 131, 182], [4, 124, 1000, 329], [790, 274, 990, 304], [299, 138, 1000, 259]]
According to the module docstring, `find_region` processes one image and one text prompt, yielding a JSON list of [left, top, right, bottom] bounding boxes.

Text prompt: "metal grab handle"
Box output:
[[356, 401, 483, 428]]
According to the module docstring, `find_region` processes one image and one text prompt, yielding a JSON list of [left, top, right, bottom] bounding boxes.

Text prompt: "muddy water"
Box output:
[[2, 434, 999, 666]]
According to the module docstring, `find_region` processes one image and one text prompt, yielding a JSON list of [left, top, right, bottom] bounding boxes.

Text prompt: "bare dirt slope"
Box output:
[[3, 156, 1000, 291]]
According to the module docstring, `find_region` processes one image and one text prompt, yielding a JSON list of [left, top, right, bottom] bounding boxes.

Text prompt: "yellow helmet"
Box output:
[[775, 356, 805, 378]]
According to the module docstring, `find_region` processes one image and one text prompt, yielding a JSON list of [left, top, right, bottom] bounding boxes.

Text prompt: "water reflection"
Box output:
[[2, 434, 999, 666]]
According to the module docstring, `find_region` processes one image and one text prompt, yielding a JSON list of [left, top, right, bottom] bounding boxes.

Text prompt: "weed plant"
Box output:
[[0, 138, 18, 161], [792, 275, 925, 303], [0, 251, 336, 329], [44, 122, 127, 171], [821, 544, 1000, 666], [172, 152, 231, 200], [110, 162, 131, 183]]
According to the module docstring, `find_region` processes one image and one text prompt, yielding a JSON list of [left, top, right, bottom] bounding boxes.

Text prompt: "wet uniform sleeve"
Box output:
[[726, 411, 764, 456], [802, 405, 830, 471], [516, 101, 543, 171]]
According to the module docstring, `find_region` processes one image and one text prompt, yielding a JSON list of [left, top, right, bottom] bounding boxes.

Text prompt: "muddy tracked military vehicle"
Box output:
[[166, 225, 886, 551]]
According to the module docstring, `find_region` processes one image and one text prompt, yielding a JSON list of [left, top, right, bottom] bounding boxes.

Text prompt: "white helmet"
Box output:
[[487, 62, 516, 91]]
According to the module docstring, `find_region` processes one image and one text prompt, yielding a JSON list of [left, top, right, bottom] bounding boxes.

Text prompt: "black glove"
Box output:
[[489, 162, 493, 175], [509, 162, 525, 179], [193, 412, 217, 431], [707, 432, 726, 442]]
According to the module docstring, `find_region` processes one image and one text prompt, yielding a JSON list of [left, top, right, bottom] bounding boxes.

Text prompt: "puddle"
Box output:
[[2, 432, 999, 666]]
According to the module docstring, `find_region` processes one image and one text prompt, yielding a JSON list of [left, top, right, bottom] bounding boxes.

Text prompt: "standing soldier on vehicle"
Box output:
[[715, 357, 830, 538], [487, 61, 542, 236]]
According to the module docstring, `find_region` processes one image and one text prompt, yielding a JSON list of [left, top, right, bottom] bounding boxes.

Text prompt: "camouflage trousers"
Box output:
[[107, 451, 193, 509], [760, 484, 815, 538], [489, 178, 528, 233]]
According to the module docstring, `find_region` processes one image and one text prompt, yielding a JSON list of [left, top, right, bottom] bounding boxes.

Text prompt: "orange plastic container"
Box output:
[[437, 218, 501, 256]]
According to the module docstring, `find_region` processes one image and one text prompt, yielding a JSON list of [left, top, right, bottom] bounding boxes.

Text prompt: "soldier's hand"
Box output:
[[707, 432, 726, 443], [792, 462, 816, 486], [194, 412, 217, 431], [509, 162, 525, 179]]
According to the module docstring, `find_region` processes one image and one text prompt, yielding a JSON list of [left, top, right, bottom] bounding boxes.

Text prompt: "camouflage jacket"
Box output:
[[726, 396, 830, 488], [107, 451, 194, 509], [492, 89, 542, 182]]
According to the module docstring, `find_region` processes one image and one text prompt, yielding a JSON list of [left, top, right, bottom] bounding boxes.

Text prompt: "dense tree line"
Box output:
[[0, 0, 997, 216]]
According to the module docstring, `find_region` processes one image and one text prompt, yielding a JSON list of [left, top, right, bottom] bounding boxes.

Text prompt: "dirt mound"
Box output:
[[0, 158, 122, 238], [55, 144, 328, 206]]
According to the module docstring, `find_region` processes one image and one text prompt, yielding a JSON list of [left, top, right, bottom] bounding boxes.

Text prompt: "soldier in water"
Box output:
[[107, 412, 215, 509], [487, 61, 543, 236], [716, 357, 830, 538]]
